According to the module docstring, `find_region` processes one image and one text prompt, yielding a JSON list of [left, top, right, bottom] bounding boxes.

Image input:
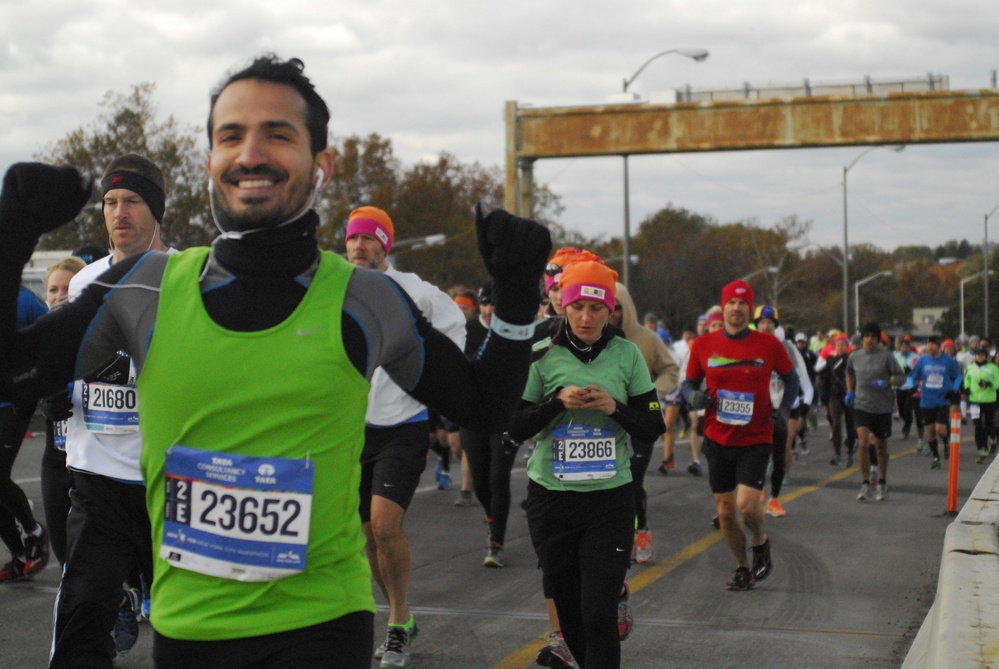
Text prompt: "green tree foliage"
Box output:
[[34, 83, 212, 251]]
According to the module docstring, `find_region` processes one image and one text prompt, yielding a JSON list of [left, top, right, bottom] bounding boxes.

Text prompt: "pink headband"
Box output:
[[346, 217, 393, 253]]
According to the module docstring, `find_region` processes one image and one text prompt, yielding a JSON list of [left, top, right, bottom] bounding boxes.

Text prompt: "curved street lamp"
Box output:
[[842, 144, 905, 332], [961, 271, 994, 339], [740, 266, 780, 282], [853, 270, 893, 335], [984, 202, 999, 337], [620, 48, 709, 289], [622, 49, 710, 93]]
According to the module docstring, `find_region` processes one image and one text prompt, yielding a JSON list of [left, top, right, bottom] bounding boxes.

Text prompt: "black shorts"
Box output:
[[920, 405, 951, 427], [852, 409, 892, 440], [359, 420, 429, 521], [701, 437, 771, 494], [788, 406, 803, 421], [153, 611, 374, 669]]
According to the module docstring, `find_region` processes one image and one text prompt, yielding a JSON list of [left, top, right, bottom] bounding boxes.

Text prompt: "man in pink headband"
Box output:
[[345, 206, 395, 263], [345, 205, 466, 667]]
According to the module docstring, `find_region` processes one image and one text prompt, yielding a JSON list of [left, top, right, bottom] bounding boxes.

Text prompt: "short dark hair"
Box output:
[[208, 54, 330, 155], [860, 321, 881, 338]]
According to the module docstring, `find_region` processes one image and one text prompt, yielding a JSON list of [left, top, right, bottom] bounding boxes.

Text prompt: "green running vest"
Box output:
[[139, 248, 374, 640]]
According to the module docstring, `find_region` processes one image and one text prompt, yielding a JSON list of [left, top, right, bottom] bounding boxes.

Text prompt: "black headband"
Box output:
[[101, 171, 166, 223]]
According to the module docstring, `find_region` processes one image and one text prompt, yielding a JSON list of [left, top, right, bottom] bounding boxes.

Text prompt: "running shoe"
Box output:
[[726, 566, 754, 591], [114, 587, 141, 654], [679, 428, 687, 439], [434, 460, 451, 490], [875, 483, 888, 501], [751, 538, 772, 581], [798, 438, 810, 455], [21, 523, 49, 563], [536, 630, 576, 668], [0, 558, 28, 583], [657, 460, 670, 475], [617, 582, 633, 641], [453, 490, 473, 507], [931, 457, 942, 469], [633, 530, 654, 564], [484, 543, 504, 568], [687, 461, 702, 477], [376, 618, 418, 666], [857, 483, 871, 501], [916, 439, 926, 455], [765, 497, 787, 517], [830, 455, 841, 466], [978, 449, 988, 465]]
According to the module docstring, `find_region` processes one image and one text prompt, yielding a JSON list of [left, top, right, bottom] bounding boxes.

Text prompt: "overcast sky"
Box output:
[[2, 0, 998, 253]]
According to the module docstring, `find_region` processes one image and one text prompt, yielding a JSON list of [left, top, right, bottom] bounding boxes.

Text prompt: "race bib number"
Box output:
[[161, 445, 314, 582], [970, 403, 981, 420], [716, 390, 754, 426], [82, 382, 139, 434], [926, 373, 944, 390], [53, 420, 67, 451], [551, 424, 617, 481]]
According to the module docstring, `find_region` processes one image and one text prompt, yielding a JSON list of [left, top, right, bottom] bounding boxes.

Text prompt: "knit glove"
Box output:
[[0, 163, 92, 266], [475, 204, 551, 325]]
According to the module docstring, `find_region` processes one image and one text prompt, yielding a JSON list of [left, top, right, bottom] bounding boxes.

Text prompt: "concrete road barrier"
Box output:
[[903, 457, 999, 668]]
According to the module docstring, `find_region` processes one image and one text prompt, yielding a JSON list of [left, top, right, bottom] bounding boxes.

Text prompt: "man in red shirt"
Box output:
[[682, 280, 799, 590]]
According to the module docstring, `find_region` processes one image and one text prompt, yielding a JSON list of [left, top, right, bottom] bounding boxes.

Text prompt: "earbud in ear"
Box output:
[[315, 168, 325, 185]]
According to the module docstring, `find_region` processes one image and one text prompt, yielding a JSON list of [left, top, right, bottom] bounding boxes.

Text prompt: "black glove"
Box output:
[[687, 390, 712, 411], [946, 390, 961, 404], [475, 204, 551, 324], [980, 380, 993, 389], [39, 392, 73, 422], [772, 405, 791, 430], [0, 163, 93, 265]]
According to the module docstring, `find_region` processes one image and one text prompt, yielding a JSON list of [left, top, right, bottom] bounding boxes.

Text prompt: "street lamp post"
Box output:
[[619, 48, 708, 289], [842, 145, 905, 333], [853, 270, 893, 334], [740, 266, 780, 282], [985, 202, 999, 337], [962, 271, 994, 339]]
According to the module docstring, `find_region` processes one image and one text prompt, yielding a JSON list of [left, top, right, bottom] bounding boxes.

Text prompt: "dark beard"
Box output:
[[210, 175, 315, 233]]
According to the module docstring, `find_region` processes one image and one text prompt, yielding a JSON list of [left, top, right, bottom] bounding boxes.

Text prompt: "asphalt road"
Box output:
[[1, 416, 983, 669]]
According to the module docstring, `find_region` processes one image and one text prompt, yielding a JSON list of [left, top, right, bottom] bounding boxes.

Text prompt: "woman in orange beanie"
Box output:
[[508, 260, 665, 668]]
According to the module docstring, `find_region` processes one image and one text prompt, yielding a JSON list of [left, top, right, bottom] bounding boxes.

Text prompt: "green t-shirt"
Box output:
[[138, 248, 373, 641], [523, 336, 654, 492]]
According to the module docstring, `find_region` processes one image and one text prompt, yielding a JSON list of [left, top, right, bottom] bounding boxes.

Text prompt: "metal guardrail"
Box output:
[[672, 74, 949, 103]]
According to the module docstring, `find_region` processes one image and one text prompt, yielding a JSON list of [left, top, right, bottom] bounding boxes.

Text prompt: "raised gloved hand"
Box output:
[[475, 203, 551, 325], [871, 379, 889, 390], [844, 391, 855, 407], [39, 392, 73, 422], [687, 390, 712, 411], [0, 163, 92, 265]]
